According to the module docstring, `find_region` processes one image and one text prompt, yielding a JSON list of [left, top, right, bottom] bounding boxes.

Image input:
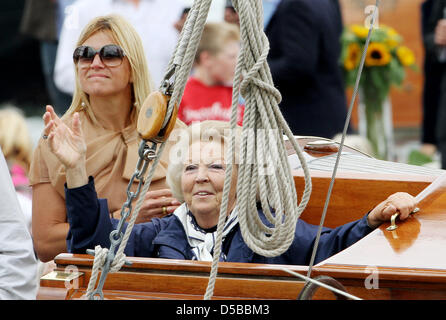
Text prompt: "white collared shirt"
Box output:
[[0, 150, 38, 300], [54, 0, 185, 95]]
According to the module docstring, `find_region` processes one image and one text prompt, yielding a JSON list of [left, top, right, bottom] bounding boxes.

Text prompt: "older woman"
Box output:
[[46, 119, 416, 264], [29, 14, 184, 262]]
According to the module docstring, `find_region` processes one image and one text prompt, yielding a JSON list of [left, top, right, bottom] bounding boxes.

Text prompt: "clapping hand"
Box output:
[[43, 105, 87, 170]]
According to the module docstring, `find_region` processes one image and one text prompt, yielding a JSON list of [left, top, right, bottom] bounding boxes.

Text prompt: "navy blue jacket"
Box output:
[[265, 0, 349, 138], [66, 177, 374, 265]]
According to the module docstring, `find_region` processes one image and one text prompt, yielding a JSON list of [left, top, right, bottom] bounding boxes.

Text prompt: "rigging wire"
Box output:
[[306, 0, 381, 280]]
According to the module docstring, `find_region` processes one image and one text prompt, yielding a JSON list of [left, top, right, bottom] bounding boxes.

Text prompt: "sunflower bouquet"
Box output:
[[340, 24, 417, 158], [341, 24, 416, 107]]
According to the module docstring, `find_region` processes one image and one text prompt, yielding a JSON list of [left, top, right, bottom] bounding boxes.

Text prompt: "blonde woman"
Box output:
[[0, 107, 33, 176], [29, 15, 184, 262]]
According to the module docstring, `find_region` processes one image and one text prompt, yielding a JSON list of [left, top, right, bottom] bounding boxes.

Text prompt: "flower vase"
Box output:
[[358, 90, 395, 161], [365, 104, 387, 159]]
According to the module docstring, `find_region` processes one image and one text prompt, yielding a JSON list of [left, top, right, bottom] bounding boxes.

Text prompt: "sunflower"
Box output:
[[383, 25, 399, 37], [350, 24, 369, 39], [344, 43, 361, 70], [396, 46, 415, 66], [365, 42, 391, 66], [383, 26, 401, 49], [385, 37, 400, 49]]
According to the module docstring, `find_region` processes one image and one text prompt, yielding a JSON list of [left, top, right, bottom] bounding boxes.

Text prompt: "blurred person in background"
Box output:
[[421, 0, 446, 169], [20, 0, 73, 115], [174, 7, 191, 33], [0, 107, 33, 232], [222, 0, 348, 139], [0, 107, 59, 281], [224, 0, 239, 26], [178, 22, 244, 125], [0, 149, 38, 300], [221, 0, 346, 139], [264, 0, 349, 139]]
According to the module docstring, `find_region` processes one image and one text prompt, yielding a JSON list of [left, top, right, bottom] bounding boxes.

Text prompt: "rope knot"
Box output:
[[85, 245, 128, 299], [239, 34, 281, 105], [92, 245, 127, 273]]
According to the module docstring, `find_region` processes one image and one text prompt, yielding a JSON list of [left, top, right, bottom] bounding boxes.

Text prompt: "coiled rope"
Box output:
[[203, 0, 312, 299]]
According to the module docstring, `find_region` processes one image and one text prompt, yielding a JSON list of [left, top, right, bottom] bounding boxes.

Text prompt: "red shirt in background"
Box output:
[[178, 77, 244, 126]]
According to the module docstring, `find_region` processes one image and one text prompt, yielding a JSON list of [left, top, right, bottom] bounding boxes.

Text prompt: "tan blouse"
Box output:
[[29, 110, 186, 215]]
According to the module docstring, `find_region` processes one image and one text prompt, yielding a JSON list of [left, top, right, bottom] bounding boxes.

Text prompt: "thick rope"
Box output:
[[204, 0, 312, 299], [236, 0, 312, 256]]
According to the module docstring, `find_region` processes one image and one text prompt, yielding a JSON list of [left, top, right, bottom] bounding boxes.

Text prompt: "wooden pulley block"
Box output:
[[137, 91, 178, 142], [303, 140, 339, 154]]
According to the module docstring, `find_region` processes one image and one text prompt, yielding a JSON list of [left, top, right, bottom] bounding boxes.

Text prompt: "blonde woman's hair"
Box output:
[[0, 107, 33, 172], [166, 121, 241, 202], [195, 22, 240, 63], [65, 14, 154, 124]]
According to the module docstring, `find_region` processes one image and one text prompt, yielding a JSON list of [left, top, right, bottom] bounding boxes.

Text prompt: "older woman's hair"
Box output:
[[195, 22, 240, 63], [0, 107, 33, 172], [66, 14, 154, 124], [166, 121, 241, 202]]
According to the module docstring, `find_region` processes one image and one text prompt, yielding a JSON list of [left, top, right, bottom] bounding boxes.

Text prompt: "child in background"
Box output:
[[178, 22, 244, 125]]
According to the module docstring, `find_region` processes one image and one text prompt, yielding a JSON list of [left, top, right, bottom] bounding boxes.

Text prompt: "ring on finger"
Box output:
[[42, 134, 48, 140], [162, 206, 167, 214]]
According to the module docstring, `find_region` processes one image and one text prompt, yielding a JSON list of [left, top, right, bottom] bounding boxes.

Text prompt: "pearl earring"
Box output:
[[81, 102, 86, 109]]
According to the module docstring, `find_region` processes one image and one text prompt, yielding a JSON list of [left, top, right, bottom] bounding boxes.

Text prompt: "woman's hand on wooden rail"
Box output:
[[367, 192, 417, 229]]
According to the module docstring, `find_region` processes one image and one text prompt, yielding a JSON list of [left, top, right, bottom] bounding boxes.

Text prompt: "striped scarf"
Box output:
[[174, 203, 239, 261]]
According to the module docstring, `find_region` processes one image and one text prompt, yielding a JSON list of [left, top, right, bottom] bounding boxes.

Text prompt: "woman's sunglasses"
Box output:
[[73, 44, 126, 68]]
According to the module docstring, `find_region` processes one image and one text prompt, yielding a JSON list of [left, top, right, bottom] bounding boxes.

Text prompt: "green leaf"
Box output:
[[408, 150, 434, 166], [388, 59, 405, 85], [361, 68, 390, 108]]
